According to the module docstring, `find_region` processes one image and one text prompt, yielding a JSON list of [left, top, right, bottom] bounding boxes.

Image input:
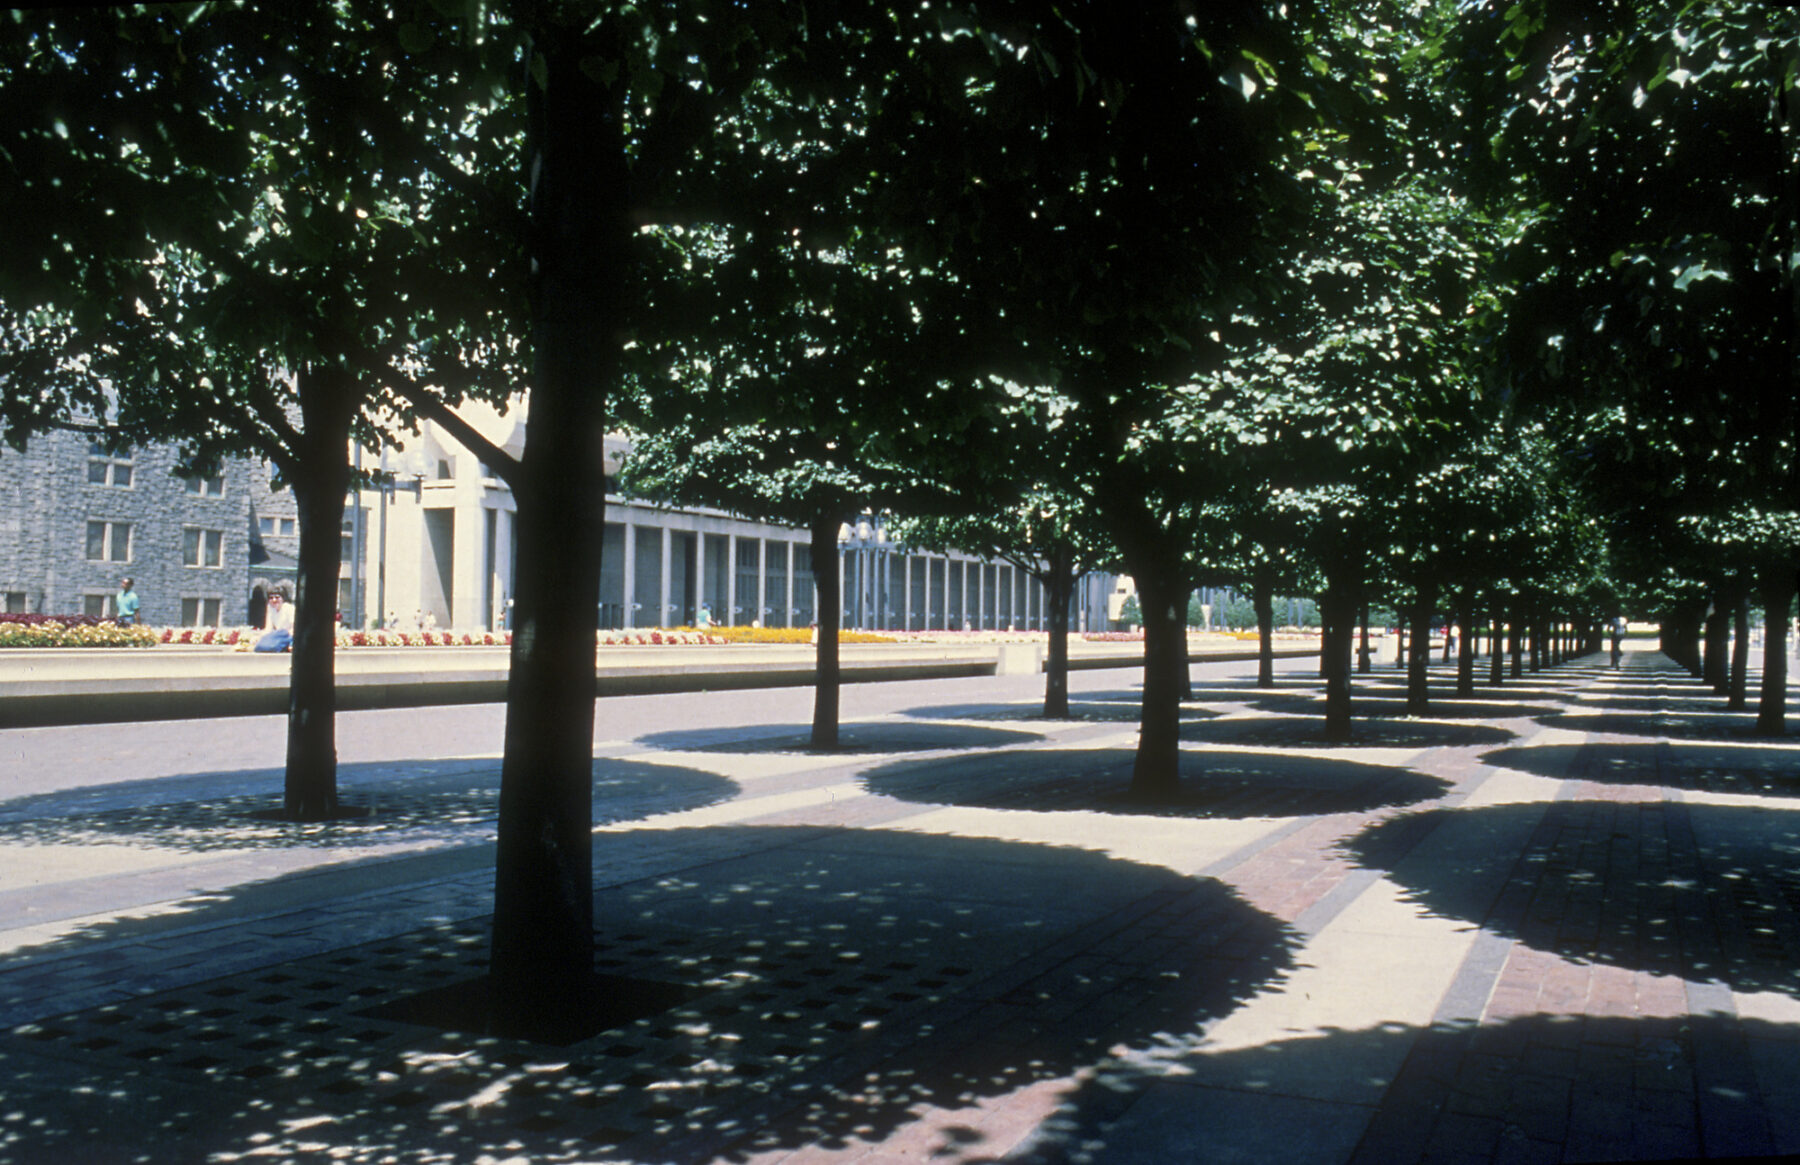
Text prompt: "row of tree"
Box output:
[[2, 0, 1793, 1035]]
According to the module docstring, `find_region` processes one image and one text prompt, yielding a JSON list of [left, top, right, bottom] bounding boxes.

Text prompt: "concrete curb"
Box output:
[[0, 647, 1318, 727]]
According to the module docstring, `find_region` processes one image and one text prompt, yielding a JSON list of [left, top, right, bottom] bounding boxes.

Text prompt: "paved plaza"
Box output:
[[3, 645, 1800, 1162]]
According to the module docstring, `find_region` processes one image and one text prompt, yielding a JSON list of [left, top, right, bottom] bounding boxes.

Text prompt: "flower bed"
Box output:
[[875, 629, 1047, 644], [0, 614, 160, 648], [163, 626, 251, 647], [695, 625, 895, 645], [339, 629, 512, 648], [598, 629, 726, 646]]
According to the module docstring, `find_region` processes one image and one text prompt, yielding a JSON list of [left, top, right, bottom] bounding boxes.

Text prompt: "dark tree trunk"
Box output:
[[1704, 595, 1731, 694], [1175, 581, 1194, 702], [1255, 588, 1274, 688], [1529, 612, 1543, 672], [810, 511, 843, 748], [1441, 610, 1454, 663], [1129, 570, 1187, 800], [1730, 593, 1751, 710], [1042, 545, 1074, 717], [1663, 600, 1705, 674], [1489, 605, 1505, 686], [1394, 621, 1406, 667], [1407, 585, 1434, 716], [1321, 584, 1358, 741], [489, 35, 619, 1043], [1357, 605, 1372, 674], [1456, 600, 1476, 697], [1509, 615, 1523, 678], [1756, 566, 1795, 736], [282, 366, 354, 822]]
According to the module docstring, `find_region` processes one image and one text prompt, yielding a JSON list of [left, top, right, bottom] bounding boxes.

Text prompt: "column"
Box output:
[[785, 541, 796, 628], [726, 533, 738, 626], [903, 552, 913, 631], [694, 527, 706, 623], [659, 526, 672, 628], [756, 537, 767, 626], [621, 517, 636, 629]]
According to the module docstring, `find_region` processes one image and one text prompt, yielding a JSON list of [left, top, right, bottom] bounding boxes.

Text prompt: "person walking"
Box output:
[[115, 577, 140, 627]]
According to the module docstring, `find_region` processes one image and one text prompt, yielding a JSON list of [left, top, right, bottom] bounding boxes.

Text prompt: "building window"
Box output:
[[183, 527, 224, 568], [86, 443, 133, 488], [3, 592, 26, 613], [181, 597, 223, 627], [258, 516, 296, 537], [183, 473, 226, 497], [86, 521, 131, 562], [82, 594, 110, 618]]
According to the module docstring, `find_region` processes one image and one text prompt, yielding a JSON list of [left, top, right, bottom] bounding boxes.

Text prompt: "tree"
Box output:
[[0, 5, 522, 819], [1462, 0, 1800, 729], [894, 469, 1113, 718]]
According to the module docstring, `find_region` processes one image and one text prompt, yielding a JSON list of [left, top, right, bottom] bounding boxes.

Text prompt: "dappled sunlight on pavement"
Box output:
[[6, 651, 1800, 1160]]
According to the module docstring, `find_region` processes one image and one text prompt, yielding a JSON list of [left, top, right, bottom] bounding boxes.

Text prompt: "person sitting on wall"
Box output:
[[255, 591, 293, 652]]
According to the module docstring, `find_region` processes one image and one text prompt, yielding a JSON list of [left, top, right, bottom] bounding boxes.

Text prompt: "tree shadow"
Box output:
[[1250, 693, 1557, 722], [1481, 741, 1800, 799], [1536, 706, 1776, 742], [0, 825, 1299, 1163], [0, 758, 738, 852], [898, 700, 1216, 724], [1341, 801, 1800, 997], [1181, 715, 1515, 750], [638, 722, 1045, 754], [863, 748, 1452, 819], [1008, 1010, 1800, 1164]]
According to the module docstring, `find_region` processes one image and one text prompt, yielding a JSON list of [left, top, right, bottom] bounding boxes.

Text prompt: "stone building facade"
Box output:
[[0, 430, 255, 625]]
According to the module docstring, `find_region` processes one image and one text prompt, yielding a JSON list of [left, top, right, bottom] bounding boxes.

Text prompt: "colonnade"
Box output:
[[597, 507, 1094, 632]]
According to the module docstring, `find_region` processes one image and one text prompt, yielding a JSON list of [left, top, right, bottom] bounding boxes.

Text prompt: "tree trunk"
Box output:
[[1128, 570, 1186, 801], [1441, 610, 1454, 663], [1756, 566, 1795, 736], [1456, 600, 1476, 697], [810, 511, 842, 748], [1730, 593, 1751, 711], [1407, 585, 1434, 716], [1489, 605, 1505, 686], [1703, 598, 1730, 691], [1529, 611, 1543, 671], [1509, 615, 1523, 678], [1042, 545, 1074, 717], [489, 34, 618, 1043], [1394, 621, 1406, 667], [1255, 588, 1274, 688], [1321, 583, 1358, 741], [1357, 605, 1372, 675], [282, 366, 354, 822], [1175, 582, 1194, 701]]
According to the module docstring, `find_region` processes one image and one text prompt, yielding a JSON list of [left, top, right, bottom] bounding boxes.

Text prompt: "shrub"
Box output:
[[0, 616, 159, 648]]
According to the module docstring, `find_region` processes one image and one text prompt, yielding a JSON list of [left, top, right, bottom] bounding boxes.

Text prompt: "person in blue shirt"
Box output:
[[115, 578, 140, 627]]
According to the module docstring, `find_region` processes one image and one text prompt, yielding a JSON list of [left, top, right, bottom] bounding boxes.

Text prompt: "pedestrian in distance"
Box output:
[[115, 577, 140, 627]]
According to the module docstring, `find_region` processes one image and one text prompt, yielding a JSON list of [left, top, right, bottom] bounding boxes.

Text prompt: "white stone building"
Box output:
[[345, 403, 1117, 634]]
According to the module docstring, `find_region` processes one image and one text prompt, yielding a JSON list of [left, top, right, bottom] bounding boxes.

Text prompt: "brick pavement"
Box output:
[[4, 650, 1800, 1162]]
